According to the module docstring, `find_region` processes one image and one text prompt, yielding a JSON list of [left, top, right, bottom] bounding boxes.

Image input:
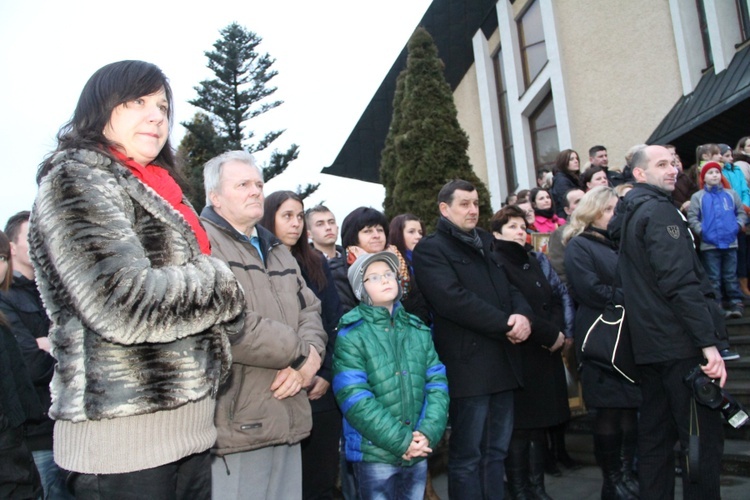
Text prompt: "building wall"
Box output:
[[553, 0, 682, 166], [454, 63, 490, 186]]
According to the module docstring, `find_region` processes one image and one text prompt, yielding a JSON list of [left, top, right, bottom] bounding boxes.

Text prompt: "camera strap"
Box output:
[[686, 397, 701, 483]]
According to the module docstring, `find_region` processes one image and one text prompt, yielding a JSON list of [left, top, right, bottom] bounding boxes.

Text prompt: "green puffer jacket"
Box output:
[[333, 302, 449, 466]]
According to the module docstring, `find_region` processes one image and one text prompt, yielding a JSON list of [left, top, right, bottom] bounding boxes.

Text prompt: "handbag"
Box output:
[[580, 302, 639, 383]]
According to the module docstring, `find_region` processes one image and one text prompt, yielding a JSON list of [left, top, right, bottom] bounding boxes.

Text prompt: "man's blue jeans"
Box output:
[[447, 391, 514, 500], [701, 248, 744, 305], [32, 449, 72, 499], [352, 459, 427, 500]]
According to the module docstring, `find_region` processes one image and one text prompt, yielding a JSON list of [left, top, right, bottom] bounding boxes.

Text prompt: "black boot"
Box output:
[[593, 433, 638, 500], [620, 429, 639, 497], [529, 435, 554, 500], [507, 433, 534, 500], [544, 429, 562, 477], [552, 422, 581, 470]]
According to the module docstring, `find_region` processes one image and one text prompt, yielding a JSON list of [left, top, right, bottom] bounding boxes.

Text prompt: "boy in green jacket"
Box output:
[[333, 251, 449, 499]]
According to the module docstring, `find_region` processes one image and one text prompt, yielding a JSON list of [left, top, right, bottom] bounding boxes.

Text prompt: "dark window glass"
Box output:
[[529, 94, 558, 170], [518, 0, 547, 87], [493, 48, 517, 192], [697, 0, 714, 67], [737, 0, 750, 41]]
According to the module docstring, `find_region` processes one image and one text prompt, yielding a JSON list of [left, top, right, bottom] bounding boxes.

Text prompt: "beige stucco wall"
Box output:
[[454, 63, 489, 186], [553, 0, 682, 166]]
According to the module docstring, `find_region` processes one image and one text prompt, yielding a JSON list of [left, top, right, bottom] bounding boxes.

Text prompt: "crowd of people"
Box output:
[[0, 59, 739, 500]]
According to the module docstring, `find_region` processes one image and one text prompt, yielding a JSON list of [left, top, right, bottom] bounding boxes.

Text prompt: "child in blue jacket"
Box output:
[[688, 161, 747, 318]]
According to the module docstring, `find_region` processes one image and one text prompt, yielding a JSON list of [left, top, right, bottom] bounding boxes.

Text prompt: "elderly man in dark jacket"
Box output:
[[610, 145, 727, 499], [412, 179, 532, 500]]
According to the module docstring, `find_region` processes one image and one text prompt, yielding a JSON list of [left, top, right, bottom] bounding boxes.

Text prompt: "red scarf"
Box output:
[[111, 149, 211, 255]]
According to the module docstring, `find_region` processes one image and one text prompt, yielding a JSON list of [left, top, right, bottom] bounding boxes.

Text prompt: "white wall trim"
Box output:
[[704, 0, 741, 73], [668, 0, 704, 95], [472, 31, 506, 211]]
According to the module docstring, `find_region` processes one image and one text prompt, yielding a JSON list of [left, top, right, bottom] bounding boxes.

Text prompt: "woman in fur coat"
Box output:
[[29, 61, 245, 499]]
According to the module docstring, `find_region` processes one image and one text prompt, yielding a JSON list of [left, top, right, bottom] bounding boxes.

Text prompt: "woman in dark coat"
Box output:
[[551, 149, 582, 218], [563, 186, 641, 500], [491, 205, 571, 500]]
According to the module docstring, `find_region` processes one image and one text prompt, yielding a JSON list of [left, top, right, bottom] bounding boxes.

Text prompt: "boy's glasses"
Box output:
[[364, 270, 397, 284]]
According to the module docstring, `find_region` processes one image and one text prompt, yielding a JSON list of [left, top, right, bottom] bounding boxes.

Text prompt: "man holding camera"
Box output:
[[612, 145, 726, 499]]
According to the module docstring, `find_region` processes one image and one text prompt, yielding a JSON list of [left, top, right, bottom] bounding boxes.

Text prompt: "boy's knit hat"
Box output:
[[699, 161, 729, 188], [719, 143, 732, 156], [347, 251, 402, 306]]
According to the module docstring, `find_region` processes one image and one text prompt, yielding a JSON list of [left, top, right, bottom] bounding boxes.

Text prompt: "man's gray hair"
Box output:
[[629, 145, 650, 171], [203, 150, 261, 206]]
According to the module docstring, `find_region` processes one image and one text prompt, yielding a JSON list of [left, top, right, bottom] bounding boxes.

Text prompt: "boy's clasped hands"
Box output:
[[402, 431, 432, 460]]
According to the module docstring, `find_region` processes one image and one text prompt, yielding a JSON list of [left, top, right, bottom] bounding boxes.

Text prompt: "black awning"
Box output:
[[322, 0, 499, 183], [648, 44, 750, 148]]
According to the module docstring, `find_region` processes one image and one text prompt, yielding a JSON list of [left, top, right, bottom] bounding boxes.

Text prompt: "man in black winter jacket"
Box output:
[[611, 145, 726, 499], [413, 179, 532, 500]]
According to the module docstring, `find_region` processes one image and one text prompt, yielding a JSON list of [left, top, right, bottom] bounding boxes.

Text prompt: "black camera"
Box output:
[[683, 365, 748, 428]]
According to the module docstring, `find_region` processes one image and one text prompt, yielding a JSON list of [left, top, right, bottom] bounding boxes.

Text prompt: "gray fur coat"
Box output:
[[29, 149, 245, 423]]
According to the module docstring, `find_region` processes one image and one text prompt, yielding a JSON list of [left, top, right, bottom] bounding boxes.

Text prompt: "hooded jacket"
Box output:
[[333, 302, 448, 465], [687, 186, 745, 250], [201, 207, 327, 456]]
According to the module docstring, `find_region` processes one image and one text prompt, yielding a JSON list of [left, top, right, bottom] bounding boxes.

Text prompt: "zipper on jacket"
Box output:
[[229, 366, 246, 422]]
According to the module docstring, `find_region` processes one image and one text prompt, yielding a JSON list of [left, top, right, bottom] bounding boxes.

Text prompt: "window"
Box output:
[[493, 48, 518, 192], [696, 0, 714, 67], [517, 0, 547, 88], [737, 0, 750, 42], [529, 93, 559, 170]]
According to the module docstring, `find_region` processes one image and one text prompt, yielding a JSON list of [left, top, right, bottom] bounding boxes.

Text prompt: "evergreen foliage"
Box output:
[[380, 27, 492, 232], [178, 22, 317, 208]]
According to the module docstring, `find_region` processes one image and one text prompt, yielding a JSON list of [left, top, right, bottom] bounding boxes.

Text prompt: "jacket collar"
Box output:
[[436, 217, 487, 252], [201, 206, 282, 251]]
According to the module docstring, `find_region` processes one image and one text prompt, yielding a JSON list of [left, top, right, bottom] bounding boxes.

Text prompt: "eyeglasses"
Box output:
[[364, 270, 397, 284], [0, 255, 7, 262]]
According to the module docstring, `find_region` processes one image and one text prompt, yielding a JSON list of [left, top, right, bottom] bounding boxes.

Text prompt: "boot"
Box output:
[[740, 277, 750, 298], [529, 435, 554, 500], [544, 429, 562, 477], [594, 434, 638, 500], [620, 429, 639, 497], [552, 423, 581, 470], [506, 434, 534, 500]]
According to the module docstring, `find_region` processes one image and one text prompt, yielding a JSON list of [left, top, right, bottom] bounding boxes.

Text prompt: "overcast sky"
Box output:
[[0, 0, 432, 226]]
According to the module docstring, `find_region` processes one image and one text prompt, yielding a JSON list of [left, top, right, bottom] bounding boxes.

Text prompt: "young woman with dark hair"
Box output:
[[550, 149, 582, 218], [388, 214, 429, 324], [261, 190, 343, 500]]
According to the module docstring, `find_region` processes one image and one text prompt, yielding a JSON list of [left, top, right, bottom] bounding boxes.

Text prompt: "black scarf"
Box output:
[[534, 207, 555, 219], [441, 217, 484, 253]]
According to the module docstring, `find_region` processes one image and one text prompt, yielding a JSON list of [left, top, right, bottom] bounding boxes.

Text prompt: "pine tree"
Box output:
[[381, 71, 406, 219], [380, 27, 492, 232], [179, 22, 317, 207], [177, 112, 224, 212]]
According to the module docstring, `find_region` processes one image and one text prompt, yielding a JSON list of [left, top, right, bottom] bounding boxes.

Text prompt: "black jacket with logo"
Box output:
[[610, 183, 722, 364]]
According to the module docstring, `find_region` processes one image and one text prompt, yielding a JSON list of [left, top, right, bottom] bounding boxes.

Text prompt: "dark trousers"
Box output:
[[638, 358, 724, 500], [67, 450, 211, 500], [447, 391, 514, 500], [0, 424, 42, 500], [301, 408, 342, 499]]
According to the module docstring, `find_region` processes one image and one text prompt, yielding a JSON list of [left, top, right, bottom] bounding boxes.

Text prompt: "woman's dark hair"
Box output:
[[490, 205, 527, 234], [388, 214, 425, 258], [581, 165, 607, 190], [554, 149, 580, 177], [0, 230, 12, 292], [529, 187, 554, 210], [340, 207, 389, 249], [38, 60, 177, 183], [261, 191, 326, 290]]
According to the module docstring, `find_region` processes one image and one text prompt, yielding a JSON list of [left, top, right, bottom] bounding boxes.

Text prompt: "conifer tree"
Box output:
[[179, 22, 317, 208], [177, 112, 224, 212], [380, 27, 492, 231], [381, 71, 406, 218]]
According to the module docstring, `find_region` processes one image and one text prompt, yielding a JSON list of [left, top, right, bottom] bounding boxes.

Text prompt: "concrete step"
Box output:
[[568, 413, 750, 476]]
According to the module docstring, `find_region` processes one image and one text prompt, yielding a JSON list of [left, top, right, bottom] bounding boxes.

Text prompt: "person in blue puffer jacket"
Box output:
[[333, 251, 449, 500], [688, 161, 747, 318]]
